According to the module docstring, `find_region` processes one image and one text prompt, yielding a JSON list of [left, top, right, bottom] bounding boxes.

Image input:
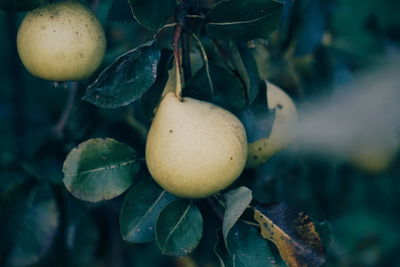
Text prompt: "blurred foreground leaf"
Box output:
[[156, 200, 203, 256], [120, 179, 176, 243], [63, 138, 139, 202], [83, 41, 161, 108], [253, 202, 325, 267]]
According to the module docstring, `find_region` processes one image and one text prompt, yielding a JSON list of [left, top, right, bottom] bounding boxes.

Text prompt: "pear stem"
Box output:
[[173, 24, 183, 101]]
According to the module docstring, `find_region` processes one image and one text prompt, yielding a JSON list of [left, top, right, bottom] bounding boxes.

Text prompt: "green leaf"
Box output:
[[62, 138, 139, 202], [226, 221, 276, 267], [183, 63, 246, 113], [128, 0, 176, 30], [223, 187, 253, 245], [206, 0, 283, 43], [240, 82, 275, 143], [0, 0, 44, 11], [156, 199, 203, 256], [223, 42, 261, 104], [120, 179, 176, 243], [0, 182, 59, 266], [83, 41, 161, 109], [140, 49, 174, 120]]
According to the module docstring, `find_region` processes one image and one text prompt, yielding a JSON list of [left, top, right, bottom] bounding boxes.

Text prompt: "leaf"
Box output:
[[64, 199, 99, 266], [156, 199, 203, 256], [140, 49, 174, 120], [213, 228, 227, 267], [227, 43, 261, 104], [0, 182, 59, 266], [120, 178, 176, 243], [240, 82, 276, 143], [128, 0, 176, 30], [62, 138, 139, 202], [253, 203, 325, 267], [206, 0, 283, 43], [0, 0, 44, 11], [222, 187, 253, 244], [83, 41, 161, 108], [183, 63, 246, 113], [226, 221, 277, 267]]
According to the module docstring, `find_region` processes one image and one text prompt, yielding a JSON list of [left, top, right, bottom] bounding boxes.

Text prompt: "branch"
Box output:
[[53, 82, 79, 139]]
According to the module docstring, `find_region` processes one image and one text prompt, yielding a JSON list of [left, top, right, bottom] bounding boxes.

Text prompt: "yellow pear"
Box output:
[[247, 82, 298, 168], [145, 93, 247, 198], [17, 1, 106, 81], [350, 145, 396, 173]]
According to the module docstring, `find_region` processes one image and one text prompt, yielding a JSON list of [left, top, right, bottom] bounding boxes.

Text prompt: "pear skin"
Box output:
[[17, 1, 106, 81], [146, 93, 247, 198]]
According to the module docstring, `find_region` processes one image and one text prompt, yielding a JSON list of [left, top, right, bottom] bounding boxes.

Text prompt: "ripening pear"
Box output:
[[145, 93, 247, 198], [350, 143, 397, 173], [247, 82, 297, 168], [17, 1, 106, 81]]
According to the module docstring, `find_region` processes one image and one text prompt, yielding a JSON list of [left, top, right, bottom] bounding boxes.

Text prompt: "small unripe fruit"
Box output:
[[17, 1, 106, 81], [146, 93, 248, 198]]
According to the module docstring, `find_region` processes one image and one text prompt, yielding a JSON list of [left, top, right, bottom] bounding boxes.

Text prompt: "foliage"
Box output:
[[1, 0, 400, 266]]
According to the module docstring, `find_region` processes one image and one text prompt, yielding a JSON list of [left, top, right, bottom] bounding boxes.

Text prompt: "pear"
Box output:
[[247, 82, 298, 168], [145, 93, 247, 198], [17, 1, 106, 81]]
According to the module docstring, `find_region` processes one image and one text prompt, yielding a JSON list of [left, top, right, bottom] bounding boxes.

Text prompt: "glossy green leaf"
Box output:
[[206, 0, 283, 43], [0, 182, 59, 266], [183, 63, 246, 113], [226, 221, 276, 267], [63, 138, 139, 202], [225, 42, 261, 104], [120, 179, 176, 243], [140, 49, 174, 120], [0, 0, 44, 11], [128, 0, 176, 30], [156, 200, 203, 256], [223, 187, 253, 245], [83, 41, 161, 108]]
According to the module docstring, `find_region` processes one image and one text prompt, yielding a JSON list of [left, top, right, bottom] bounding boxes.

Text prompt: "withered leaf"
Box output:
[[253, 203, 325, 267]]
